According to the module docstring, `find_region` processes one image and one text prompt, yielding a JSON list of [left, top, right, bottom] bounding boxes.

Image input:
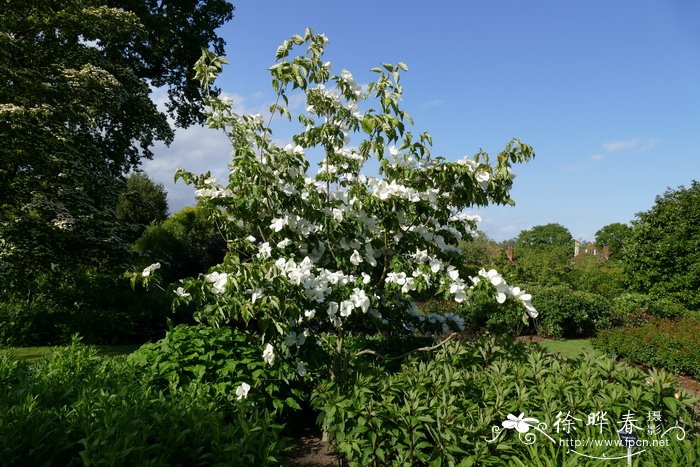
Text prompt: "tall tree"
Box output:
[[0, 0, 233, 292], [515, 223, 573, 250], [594, 222, 631, 259], [117, 172, 169, 240], [624, 181, 700, 309]]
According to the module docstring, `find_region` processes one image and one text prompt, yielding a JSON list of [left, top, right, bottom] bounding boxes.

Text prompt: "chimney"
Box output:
[[603, 246, 610, 258], [506, 244, 514, 263], [574, 240, 580, 257]]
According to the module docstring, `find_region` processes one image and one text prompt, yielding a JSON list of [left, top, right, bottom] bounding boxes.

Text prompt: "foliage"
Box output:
[[529, 285, 612, 338], [0, 276, 171, 347], [0, 338, 288, 465], [116, 172, 169, 240], [130, 324, 313, 415], [313, 338, 698, 465], [459, 230, 501, 269], [623, 181, 700, 309], [594, 222, 631, 259], [609, 292, 690, 327], [0, 0, 233, 295], [133, 205, 227, 281], [568, 255, 626, 298], [136, 30, 538, 388], [515, 223, 573, 251], [593, 317, 700, 379]]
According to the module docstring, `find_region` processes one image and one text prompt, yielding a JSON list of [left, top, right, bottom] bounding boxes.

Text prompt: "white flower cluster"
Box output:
[[275, 256, 356, 304], [473, 269, 538, 318], [406, 303, 465, 332], [205, 271, 228, 295], [270, 213, 321, 236], [194, 176, 234, 199], [326, 287, 370, 327]]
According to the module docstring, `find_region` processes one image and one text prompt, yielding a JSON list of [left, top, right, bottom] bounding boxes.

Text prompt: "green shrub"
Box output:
[[529, 285, 611, 338], [610, 293, 690, 328], [0, 276, 173, 347], [0, 338, 288, 465], [130, 324, 312, 416], [313, 338, 698, 466], [593, 317, 700, 379]]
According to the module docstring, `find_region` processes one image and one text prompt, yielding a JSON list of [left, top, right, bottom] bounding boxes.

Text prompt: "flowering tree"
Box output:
[[140, 29, 538, 383]]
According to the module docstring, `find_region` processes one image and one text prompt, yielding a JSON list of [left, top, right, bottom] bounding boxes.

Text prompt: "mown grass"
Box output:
[[0, 344, 140, 363], [536, 338, 596, 359]]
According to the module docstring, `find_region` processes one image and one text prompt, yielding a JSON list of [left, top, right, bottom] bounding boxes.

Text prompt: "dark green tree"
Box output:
[[516, 223, 573, 250], [497, 224, 574, 287], [0, 0, 233, 293], [594, 222, 632, 259], [624, 181, 700, 309], [117, 172, 169, 240]]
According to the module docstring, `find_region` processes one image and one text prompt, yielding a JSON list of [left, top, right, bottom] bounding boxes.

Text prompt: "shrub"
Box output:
[[593, 317, 700, 379], [313, 338, 698, 465], [0, 338, 288, 465], [609, 293, 689, 327], [529, 285, 611, 338], [130, 324, 313, 416]]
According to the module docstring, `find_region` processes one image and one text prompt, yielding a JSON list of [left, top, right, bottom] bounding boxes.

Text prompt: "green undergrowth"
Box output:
[[313, 337, 700, 466], [0, 337, 288, 465]]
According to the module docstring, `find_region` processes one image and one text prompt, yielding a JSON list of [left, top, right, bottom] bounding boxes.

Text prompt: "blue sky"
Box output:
[[144, 0, 700, 242]]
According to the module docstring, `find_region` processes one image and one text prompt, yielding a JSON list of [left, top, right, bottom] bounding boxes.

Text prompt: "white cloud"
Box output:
[[142, 124, 231, 213], [423, 99, 445, 108], [590, 154, 605, 161], [602, 138, 659, 153]]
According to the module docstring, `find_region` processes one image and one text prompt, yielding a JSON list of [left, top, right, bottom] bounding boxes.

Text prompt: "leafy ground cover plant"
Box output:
[[313, 337, 699, 465], [130, 323, 314, 416], [0, 338, 288, 465], [593, 317, 700, 379]]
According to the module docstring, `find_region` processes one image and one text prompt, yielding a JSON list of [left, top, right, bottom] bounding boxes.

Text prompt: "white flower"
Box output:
[[270, 218, 285, 232], [205, 272, 228, 295], [304, 309, 316, 320], [297, 361, 307, 377], [361, 272, 371, 285], [475, 170, 490, 190], [236, 382, 251, 400], [429, 259, 443, 273], [350, 249, 363, 265], [389, 146, 399, 156], [339, 300, 353, 317], [502, 413, 539, 433], [446, 266, 460, 281], [350, 288, 370, 313], [277, 238, 292, 249], [141, 262, 161, 277], [327, 301, 339, 316], [174, 286, 190, 298], [262, 343, 275, 366], [251, 288, 263, 303], [246, 235, 256, 242], [257, 242, 272, 259]]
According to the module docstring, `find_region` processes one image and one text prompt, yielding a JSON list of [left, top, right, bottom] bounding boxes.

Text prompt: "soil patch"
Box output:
[[288, 426, 336, 466]]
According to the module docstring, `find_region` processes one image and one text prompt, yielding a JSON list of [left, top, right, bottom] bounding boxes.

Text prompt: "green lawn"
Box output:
[[536, 339, 597, 359], [0, 344, 140, 363]]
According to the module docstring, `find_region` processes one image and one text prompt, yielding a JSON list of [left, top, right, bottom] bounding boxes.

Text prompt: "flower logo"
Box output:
[[502, 413, 540, 433]]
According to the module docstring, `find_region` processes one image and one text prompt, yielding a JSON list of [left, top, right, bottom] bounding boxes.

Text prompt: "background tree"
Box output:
[[0, 0, 234, 295], [515, 223, 573, 251], [624, 181, 700, 309], [133, 205, 226, 281], [117, 172, 169, 241], [594, 222, 632, 259], [496, 223, 573, 286], [459, 230, 500, 269]]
